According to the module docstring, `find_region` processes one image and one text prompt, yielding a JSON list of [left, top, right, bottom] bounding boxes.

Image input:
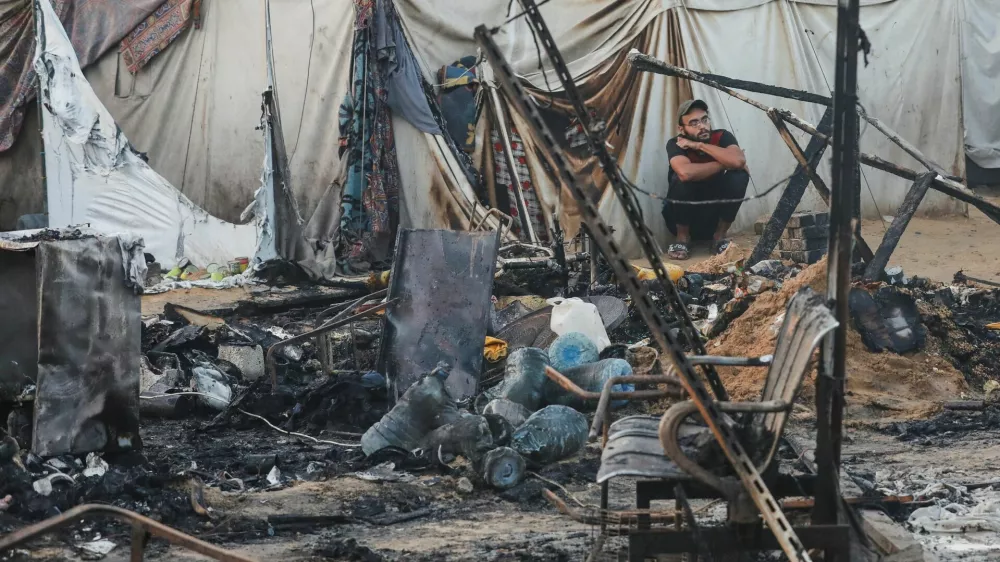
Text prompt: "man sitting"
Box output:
[[662, 99, 749, 260]]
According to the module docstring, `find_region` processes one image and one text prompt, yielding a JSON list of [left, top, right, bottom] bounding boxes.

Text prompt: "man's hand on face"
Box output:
[[675, 136, 701, 151]]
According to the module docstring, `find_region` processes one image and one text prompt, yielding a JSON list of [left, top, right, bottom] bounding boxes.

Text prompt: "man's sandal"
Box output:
[[667, 243, 690, 260], [714, 239, 731, 255]]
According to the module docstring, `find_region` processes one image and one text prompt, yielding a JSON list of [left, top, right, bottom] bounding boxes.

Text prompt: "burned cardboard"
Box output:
[[378, 229, 500, 401]]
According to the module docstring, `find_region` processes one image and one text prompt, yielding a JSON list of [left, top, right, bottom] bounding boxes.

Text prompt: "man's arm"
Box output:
[[695, 142, 746, 170], [670, 154, 725, 182]]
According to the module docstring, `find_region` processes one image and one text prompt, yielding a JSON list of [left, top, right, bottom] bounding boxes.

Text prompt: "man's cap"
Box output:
[[677, 99, 709, 125]]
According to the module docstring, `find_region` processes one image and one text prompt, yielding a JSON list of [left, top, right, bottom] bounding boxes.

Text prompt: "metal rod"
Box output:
[[0, 504, 257, 562], [814, 0, 860, 539], [588, 231, 598, 288], [267, 300, 395, 391], [487, 86, 538, 243], [687, 354, 772, 367], [315, 288, 388, 325], [544, 366, 683, 439]]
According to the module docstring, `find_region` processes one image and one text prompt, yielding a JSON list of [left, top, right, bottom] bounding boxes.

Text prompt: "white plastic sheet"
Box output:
[[34, 0, 262, 269]]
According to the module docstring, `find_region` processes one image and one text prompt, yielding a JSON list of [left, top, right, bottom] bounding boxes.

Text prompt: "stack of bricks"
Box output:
[[754, 211, 829, 265]]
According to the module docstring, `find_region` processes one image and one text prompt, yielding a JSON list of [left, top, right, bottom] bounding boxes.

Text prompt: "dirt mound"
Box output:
[[704, 258, 967, 421], [686, 242, 749, 275]]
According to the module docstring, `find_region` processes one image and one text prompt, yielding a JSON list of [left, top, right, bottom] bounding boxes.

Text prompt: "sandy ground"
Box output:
[[858, 207, 1000, 283], [636, 191, 1000, 286]]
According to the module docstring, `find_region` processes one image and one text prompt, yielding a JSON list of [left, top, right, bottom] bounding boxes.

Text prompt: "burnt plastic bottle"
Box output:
[[482, 446, 526, 489], [542, 358, 635, 411], [494, 347, 549, 411], [360, 369, 460, 455], [483, 398, 531, 428]]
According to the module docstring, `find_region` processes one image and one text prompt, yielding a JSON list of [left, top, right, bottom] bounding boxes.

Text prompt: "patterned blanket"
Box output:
[[120, 0, 200, 74], [0, 0, 163, 152]]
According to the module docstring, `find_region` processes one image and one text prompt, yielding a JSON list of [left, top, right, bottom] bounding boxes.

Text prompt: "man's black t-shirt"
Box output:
[[666, 129, 739, 184]]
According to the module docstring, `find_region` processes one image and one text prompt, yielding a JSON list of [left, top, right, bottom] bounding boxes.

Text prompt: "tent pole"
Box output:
[[813, 2, 860, 552], [34, 0, 48, 219], [487, 86, 538, 243]]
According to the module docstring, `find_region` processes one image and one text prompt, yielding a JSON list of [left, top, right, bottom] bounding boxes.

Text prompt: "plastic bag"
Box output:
[[510, 405, 588, 464]]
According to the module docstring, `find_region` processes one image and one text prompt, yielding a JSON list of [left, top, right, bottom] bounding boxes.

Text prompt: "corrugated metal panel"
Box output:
[[30, 236, 142, 456]]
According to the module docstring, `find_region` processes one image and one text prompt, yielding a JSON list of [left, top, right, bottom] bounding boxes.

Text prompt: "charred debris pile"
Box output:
[[2, 233, 999, 547]]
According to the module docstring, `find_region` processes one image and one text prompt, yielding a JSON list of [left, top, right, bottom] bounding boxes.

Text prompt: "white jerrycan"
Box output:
[[546, 297, 611, 351]]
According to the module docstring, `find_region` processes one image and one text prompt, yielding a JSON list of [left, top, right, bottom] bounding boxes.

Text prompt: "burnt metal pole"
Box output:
[[813, 0, 861, 539]]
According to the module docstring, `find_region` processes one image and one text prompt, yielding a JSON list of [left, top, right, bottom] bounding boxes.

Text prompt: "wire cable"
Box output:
[[620, 169, 796, 205], [803, 28, 887, 233], [491, 0, 555, 34], [517, 0, 555, 108], [286, 0, 316, 166]]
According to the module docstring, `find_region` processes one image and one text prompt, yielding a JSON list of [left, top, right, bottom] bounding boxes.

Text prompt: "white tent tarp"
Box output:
[[35, 0, 262, 269], [4, 0, 995, 258], [960, 0, 1000, 170]]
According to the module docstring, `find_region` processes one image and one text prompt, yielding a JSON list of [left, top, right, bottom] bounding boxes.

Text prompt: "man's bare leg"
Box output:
[[676, 224, 692, 246], [713, 221, 731, 242]]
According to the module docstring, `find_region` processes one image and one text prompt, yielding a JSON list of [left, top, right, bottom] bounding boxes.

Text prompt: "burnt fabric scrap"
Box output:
[[120, 0, 202, 74], [337, 0, 403, 272], [0, 0, 162, 152], [373, 0, 440, 135]]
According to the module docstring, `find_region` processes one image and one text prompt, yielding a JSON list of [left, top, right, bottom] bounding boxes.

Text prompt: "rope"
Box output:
[[803, 28, 887, 233], [621, 169, 796, 205]]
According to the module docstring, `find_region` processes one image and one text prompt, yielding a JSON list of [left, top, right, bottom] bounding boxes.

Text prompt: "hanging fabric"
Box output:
[[338, 0, 403, 272]]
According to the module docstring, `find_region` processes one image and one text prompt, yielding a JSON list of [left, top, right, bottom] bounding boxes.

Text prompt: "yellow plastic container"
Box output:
[[632, 263, 684, 283]]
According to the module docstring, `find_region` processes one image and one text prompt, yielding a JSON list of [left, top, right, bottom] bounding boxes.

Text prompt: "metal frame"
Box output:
[[475, 4, 812, 557], [0, 504, 257, 562]]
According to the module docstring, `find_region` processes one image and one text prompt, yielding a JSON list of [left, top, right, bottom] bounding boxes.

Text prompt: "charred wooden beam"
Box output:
[[626, 51, 1000, 227], [749, 108, 834, 266], [634, 60, 834, 107], [767, 110, 874, 262], [862, 173, 935, 282]]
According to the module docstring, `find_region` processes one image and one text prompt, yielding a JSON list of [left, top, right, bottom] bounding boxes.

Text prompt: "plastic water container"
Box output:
[[510, 405, 588, 464], [483, 398, 531, 428], [543, 358, 636, 410], [547, 332, 600, 372], [360, 370, 460, 455], [482, 447, 526, 490], [547, 298, 611, 351], [496, 347, 549, 411], [419, 414, 495, 460]]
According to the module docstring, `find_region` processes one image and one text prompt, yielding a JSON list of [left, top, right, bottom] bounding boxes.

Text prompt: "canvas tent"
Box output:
[[0, 0, 996, 260]]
